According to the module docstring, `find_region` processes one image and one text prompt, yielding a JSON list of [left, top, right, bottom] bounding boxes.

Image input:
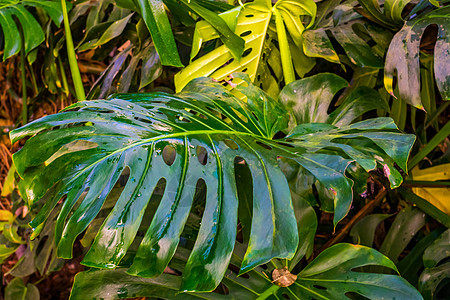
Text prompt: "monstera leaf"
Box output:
[[69, 244, 422, 300], [175, 0, 316, 92], [302, 4, 392, 68], [384, 6, 450, 109], [11, 73, 414, 292], [0, 0, 69, 60], [356, 0, 413, 28], [419, 228, 450, 299]]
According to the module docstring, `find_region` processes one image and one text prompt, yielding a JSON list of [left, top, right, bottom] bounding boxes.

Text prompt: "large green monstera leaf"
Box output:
[[11, 73, 414, 292], [0, 0, 68, 60]]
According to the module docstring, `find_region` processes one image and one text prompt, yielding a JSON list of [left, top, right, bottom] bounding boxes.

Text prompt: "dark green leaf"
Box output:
[[5, 278, 40, 300], [292, 243, 423, 299], [350, 214, 391, 247], [0, 0, 68, 60], [419, 262, 450, 300], [423, 228, 450, 268], [134, 0, 183, 67], [379, 207, 426, 263], [279, 73, 389, 127]]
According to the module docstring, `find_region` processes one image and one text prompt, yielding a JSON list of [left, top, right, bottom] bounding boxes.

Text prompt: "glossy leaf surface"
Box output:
[[11, 74, 414, 292], [134, 0, 182, 66], [292, 243, 423, 300], [0, 0, 69, 60], [279, 73, 389, 127], [384, 7, 450, 109]]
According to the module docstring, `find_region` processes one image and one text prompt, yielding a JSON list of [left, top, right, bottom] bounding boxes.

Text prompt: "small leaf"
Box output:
[[5, 278, 40, 300]]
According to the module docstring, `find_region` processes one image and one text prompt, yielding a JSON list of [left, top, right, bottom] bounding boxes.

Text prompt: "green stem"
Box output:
[[403, 180, 450, 188], [425, 102, 449, 130], [273, 8, 295, 85], [256, 284, 280, 300], [398, 188, 450, 228], [28, 61, 38, 95], [20, 31, 27, 125], [61, 0, 85, 101], [408, 120, 450, 170]]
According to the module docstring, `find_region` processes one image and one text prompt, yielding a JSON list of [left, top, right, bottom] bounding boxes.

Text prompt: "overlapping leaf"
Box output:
[[419, 229, 450, 299], [11, 74, 414, 292], [0, 0, 69, 60], [384, 6, 450, 109], [175, 0, 316, 92], [69, 244, 422, 300], [303, 17, 391, 68]]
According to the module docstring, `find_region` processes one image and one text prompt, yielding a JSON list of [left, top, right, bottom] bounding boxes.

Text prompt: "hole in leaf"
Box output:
[[81, 108, 114, 114], [219, 58, 234, 70], [313, 285, 327, 290], [242, 48, 253, 57], [231, 107, 248, 123], [137, 177, 166, 237], [420, 24, 438, 54], [351, 265, 395, 274], [213, 282, 229, 295], [282, 294, 290, 299], [256, 141, 272, 150], [224, 139, 239, 150], [175, 115, 191, 123], [193, 179, 207, 216], [345, 292, 370, 300], [185, 109, 207, 120], [241, 68, 248, 72], [228, 264, 250, 278], [235, 157, 252, 244], [163, 266, 181, 276], [162, 145, 176, 166], [196, 146, 208, 165], [245, 14, 254, 18], [134, 117, 153, 124], [240, 30, 252, 37]]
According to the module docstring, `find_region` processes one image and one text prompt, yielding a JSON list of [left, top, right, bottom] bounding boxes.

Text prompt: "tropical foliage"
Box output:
[[0, 0, 449, 299]]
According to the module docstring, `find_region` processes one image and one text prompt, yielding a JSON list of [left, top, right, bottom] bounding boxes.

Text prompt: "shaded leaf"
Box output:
[[379, 207, 426, 263], [291, 243, 423, 300], [384, 7, 450, 109], [0, 0, 68, 60], [5, 278, 39, 300], [350, 214, 391, 247]]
